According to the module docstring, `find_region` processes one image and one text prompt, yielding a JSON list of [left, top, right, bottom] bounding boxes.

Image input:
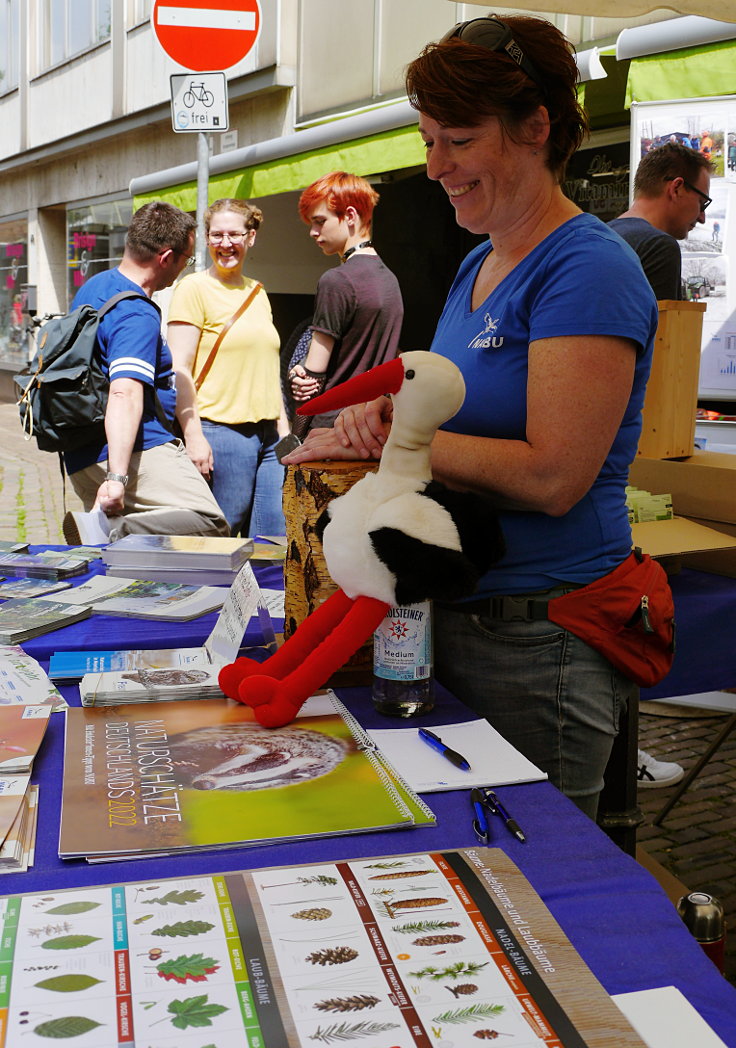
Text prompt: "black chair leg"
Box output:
[[597, 696, 643, 855]]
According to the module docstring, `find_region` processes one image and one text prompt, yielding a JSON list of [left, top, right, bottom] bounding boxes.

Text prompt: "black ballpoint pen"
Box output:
[[417, 728, 471, 770], [484, 790, 527, 843]]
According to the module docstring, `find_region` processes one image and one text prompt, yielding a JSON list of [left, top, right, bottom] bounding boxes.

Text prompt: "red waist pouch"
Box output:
[[547, 549, 675, 688]]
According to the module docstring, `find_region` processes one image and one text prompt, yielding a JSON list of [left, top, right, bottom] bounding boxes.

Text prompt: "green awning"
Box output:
[[626, 38, 736, 107], [133, 123, 425, 210]]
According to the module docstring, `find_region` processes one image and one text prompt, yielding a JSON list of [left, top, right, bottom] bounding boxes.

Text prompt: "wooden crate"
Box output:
[[283, 459, 378, 685], [637, 300, 706, 460]]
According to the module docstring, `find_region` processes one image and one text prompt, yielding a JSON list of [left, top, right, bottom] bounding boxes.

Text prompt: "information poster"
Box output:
[[0, 849, 644, 1047], [631, 97, 736, 400]]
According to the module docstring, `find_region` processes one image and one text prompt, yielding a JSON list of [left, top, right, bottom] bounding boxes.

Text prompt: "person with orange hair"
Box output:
[[288, 171, 403, 430]]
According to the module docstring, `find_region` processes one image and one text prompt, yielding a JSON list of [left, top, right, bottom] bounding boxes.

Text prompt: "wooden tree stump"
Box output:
[[283, 460, 378, 685]]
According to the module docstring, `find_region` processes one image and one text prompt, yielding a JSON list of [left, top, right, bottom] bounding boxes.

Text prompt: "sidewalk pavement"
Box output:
[[0, 399, 733, 986], [0, 401, 83, 545]]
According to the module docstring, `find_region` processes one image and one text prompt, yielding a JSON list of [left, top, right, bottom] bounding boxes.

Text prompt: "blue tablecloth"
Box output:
[[643, 567, 736, 699], [9, 552, 736, 1045]]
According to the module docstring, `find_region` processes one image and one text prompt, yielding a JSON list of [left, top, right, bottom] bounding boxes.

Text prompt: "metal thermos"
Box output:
[[677, 892, 726, 973]]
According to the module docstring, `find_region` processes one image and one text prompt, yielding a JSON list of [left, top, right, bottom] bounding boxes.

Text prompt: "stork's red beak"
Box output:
[[296, 356, 405, 417]]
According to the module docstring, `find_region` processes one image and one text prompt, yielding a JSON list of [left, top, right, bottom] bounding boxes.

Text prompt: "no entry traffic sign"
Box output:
[[153, 0, 261, 72]]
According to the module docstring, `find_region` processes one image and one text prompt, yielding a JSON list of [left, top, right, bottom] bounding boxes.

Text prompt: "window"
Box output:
[[0, 218, 28, 364], [40, 0, 112, 70], [67, 198, 133, 305], [129, 0, 152, 27], [0, 0, 20, 93]]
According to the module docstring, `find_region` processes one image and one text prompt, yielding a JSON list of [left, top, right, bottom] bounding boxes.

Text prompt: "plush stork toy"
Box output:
[[219, 351, 504, 727]]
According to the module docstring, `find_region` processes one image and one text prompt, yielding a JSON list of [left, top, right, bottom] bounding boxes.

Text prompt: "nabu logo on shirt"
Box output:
[[468, 312, 504, 350]]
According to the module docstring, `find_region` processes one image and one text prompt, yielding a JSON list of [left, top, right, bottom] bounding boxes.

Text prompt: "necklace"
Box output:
[[341, 239, 373, 263]]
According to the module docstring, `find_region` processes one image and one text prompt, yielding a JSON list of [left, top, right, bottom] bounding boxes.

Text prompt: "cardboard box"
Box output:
[[629, 450, 736, 526], [631, 516, 736, 560], [681, 518, 736, 578], [636, 300, 705, 460]]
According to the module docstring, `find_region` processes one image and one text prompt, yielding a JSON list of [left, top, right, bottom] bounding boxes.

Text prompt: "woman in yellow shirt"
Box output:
[[168, 199, 289, 536]]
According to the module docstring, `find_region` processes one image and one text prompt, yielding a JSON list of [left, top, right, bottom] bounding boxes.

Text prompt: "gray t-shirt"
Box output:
[[309, 254, 403, 426], [608, 216, 681, 300]]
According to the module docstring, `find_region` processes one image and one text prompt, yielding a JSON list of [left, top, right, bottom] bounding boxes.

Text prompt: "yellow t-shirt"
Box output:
[[168, 270, 281, 425]]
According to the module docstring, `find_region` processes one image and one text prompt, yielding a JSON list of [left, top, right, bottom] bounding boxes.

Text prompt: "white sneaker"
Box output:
[[62, 508, 110, 546], [637, 748, 685, 789]]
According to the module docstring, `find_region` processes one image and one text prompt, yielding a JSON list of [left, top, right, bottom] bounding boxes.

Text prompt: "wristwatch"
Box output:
[[105, 471, 129, 486]]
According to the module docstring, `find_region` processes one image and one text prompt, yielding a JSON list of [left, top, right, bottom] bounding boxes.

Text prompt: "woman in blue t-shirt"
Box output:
[[284, 16, 659, 819]]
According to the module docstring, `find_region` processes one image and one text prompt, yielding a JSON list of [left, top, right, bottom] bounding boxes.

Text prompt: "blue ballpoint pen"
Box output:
[[418, 728, 471, 770], [471, 788, 490, 843], [484, 790, 527, 843]]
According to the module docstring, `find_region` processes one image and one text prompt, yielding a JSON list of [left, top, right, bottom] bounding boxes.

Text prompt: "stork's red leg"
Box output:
[[237, 595, 390, 727], [219, 589, 356, 697]]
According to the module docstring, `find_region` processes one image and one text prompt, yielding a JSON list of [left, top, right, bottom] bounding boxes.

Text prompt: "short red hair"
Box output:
[[298, 171, 379, 229]]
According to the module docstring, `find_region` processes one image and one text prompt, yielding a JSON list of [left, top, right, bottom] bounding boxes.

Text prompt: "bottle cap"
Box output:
[[677, 892, 725, 943]]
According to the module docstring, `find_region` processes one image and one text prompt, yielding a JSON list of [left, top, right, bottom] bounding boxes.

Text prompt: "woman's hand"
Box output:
[[334, 396, 393, 459], [289, 364, 322, 402], [281, 426, 357, 464], [185, 432, 214, 477], [281, 396, 393, 464]]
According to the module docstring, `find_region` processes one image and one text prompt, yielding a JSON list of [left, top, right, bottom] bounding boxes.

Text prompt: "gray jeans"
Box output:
[[434, 602, 636, 820]]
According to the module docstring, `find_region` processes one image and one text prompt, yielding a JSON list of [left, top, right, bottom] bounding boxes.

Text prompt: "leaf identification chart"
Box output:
[[0, 848, 644, 1047]]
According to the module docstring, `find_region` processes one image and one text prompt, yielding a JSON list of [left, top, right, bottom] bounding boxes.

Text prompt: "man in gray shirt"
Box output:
[[609, 141, 714, 300], [610, 142, 714, 789]]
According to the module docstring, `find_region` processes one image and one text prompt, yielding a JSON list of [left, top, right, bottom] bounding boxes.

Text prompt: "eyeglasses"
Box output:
[[141, 239, 195, 264], [667, 176, 712, 211], [208, 231, 247, 244], [683, 178, 712, 211], [440, 16, 547, 97]]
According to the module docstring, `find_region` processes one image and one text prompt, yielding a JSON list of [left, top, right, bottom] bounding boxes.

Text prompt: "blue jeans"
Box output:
[[201, 419, 285, 538], [434, 603, 636, 819]]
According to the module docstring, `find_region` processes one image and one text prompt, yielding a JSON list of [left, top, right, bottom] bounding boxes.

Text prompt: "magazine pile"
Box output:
[[37, 572, 228, 621], [50, 562, 276, 705], [101, 533, 254, 586], [0, 549, 91, 580], [0, 645, 68, 712], [0, 597, 92, 643], [58, 692, 435, 862], [0, 848, 648, 1047], [0, 700, 51, 874]]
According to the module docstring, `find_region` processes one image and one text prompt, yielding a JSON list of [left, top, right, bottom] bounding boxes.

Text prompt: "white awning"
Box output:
[[461, 0, 735, 20]]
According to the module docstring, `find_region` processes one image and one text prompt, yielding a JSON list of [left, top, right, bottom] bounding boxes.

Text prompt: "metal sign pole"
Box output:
[[195, 132, 210, 270]]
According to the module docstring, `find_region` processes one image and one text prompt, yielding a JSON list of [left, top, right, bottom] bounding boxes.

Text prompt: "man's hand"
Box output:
[[95, 478, 126, 516]]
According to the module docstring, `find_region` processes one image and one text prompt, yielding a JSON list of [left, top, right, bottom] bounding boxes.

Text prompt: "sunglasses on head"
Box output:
[[440, 15, 548, 98]]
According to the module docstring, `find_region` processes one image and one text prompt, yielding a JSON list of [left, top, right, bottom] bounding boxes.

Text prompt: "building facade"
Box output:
[[1, 0, 733, 378]]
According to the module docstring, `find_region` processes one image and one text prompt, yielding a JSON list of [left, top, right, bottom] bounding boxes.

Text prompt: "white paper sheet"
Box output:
[[613, 986, 728, 1048], [367, 718, 547, 792]]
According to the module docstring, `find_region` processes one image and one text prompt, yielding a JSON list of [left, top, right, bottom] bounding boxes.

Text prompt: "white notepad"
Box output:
[[367, 718, 547, 792]]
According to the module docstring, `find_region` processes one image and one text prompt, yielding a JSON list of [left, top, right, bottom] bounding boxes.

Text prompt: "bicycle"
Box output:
[[24, 312, 63, 364], [182, 82, 214, 108]]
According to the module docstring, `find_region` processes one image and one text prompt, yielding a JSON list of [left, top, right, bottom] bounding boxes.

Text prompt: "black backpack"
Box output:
[[14, 291, 162, 454]]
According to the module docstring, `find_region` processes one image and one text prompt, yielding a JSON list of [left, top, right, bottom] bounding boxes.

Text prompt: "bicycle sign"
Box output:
[[170, 71, 228, 133], [183, 81, 214, 108]]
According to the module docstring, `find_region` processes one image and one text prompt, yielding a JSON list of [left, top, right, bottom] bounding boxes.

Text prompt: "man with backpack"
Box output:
[[62, 202, 228, 543]]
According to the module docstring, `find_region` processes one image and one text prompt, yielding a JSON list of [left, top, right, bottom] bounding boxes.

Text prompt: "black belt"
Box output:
[[441, 585, 582, 623]]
